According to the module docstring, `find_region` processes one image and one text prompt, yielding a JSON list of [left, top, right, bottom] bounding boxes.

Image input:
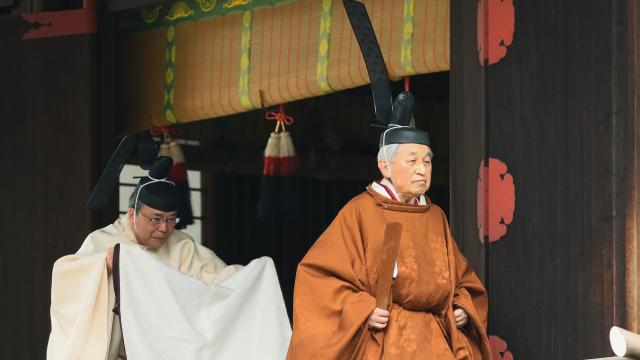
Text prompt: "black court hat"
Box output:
[[379, 126, 431, 148], [132, 156, 177, 212]]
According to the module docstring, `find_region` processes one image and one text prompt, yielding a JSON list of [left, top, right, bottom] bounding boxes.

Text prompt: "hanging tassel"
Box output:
[[168, 140, 194, 229], [151, 127, 194, 229], [257, 104, 300, 223], [278, 131, 297, 176], [158, 142, 171, 157], [262, 105, 297, 176], [263, 132, 282, 176]]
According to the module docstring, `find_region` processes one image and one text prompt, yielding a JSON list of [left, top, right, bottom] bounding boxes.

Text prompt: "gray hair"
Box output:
[[377, 144, 401, 163], [377, 144, 434, 164]]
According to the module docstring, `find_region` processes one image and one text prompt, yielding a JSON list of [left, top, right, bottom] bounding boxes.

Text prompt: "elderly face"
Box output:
[[128, 205, 177, 250], [378, 143, 432, 202]]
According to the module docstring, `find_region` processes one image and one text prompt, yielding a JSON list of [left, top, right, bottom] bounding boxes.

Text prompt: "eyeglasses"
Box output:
[[139, 213, 179, 226]]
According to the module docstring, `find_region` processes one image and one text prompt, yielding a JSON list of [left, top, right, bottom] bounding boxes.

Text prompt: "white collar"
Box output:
[[370, 178, 427, 205]]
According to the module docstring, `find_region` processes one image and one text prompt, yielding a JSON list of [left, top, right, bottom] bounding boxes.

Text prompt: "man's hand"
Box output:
[[106, 247, 114, 273], [368, 307, 390, 330], [454, 307, 469, 328]]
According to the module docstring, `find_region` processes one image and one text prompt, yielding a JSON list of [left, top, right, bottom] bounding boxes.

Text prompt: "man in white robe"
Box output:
[[47, 157, 290, 359]]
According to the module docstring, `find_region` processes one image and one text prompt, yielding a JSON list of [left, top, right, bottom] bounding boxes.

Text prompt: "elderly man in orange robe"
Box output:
[[286, 124, 492, 360]]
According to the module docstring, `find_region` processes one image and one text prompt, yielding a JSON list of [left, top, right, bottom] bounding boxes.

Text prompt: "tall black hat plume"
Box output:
[[87, 131, 158, 209], [343, 0, 430, 148]]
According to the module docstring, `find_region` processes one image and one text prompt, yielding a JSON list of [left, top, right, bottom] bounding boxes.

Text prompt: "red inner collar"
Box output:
[[376, 180, 419, 205]]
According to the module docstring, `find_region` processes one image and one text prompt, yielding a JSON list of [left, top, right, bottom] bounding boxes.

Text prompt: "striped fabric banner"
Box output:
[[116, 0, 450, 134], [239, 10, 254, 110], [401, 0, 416, 74], [247, 0, 326, 108], [171, 11, 246, 122], [163, 25, 178, 123], [316, 0, 333, 93]]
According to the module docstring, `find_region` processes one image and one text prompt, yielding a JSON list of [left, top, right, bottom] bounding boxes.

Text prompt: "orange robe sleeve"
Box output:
[[286, 204, 377, 360], [449, 229, 493, 360]]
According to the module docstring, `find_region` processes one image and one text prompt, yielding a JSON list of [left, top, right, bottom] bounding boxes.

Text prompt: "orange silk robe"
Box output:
[[286, 187, 492, 360]]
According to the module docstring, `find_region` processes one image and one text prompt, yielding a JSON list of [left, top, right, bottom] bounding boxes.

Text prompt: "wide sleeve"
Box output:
[[451, 239, 488, 330], [448, 225, 492, 360], [286, 205, 377, 360], [47, 252, 114, 360]]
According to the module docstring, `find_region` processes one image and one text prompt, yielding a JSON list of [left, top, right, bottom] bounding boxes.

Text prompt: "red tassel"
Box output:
[[263, 156, 280, 176], [168, 162, 188, 182], [278, 156, 297, 176]]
